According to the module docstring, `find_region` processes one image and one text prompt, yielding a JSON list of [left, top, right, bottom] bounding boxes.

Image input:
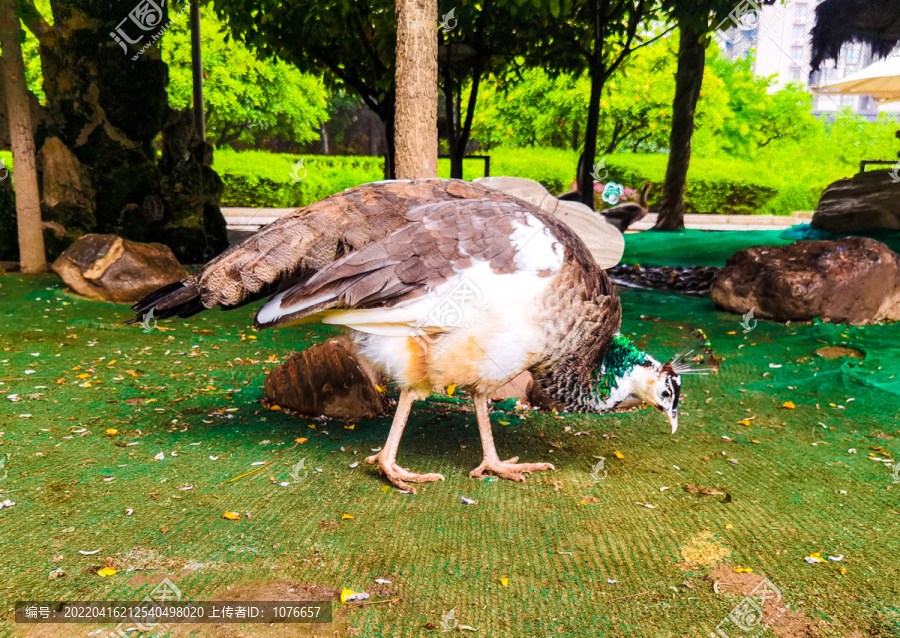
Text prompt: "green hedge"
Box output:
[[603, 154, 834, 216], [213, 150, 383, 208], [212, 148, 837, 216]]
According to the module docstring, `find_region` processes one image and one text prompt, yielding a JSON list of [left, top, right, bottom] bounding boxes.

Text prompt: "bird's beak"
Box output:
[[666, 408, 678, 434]]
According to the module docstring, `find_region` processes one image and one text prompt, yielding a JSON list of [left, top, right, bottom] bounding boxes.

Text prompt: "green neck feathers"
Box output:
[[591, 334, 648, 400]]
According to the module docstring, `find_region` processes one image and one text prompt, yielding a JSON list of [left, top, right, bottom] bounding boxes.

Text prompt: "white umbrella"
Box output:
[[817, 55, 900, 103]]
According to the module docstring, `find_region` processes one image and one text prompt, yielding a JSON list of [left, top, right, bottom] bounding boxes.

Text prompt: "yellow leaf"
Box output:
[[614, 451, 624, 460], [725, 524, 733, 530], [751, 440, 761, 444], [76, 373, 91, 379], [340, 589, 355, 604], [72, 366, 82, 371], [737, 419, 751, 427], [294, 437, 308, 444], [782, 401, 796, 409], [344, 424, 355, 430], [499, 421, 510, 426], [839, 567, 847, 575], [222, 511, 242, 520], [733, 567, 753, 573], [500, 577, 509, 587], [96, 567, 116, 577], [106, 429, 118, 436], [341, 513, 354, 520], [269, 405, 282, 411], [308, 424, 316, 429], [447, 384, 456, 397], [726, 331, 737, 335]]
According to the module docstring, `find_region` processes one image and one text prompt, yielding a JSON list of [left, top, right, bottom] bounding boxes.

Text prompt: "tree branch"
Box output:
[[16, 0, 51, 41]]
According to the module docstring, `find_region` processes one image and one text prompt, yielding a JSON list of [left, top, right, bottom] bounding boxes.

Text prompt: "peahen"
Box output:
[[132, 179, 689, 492]]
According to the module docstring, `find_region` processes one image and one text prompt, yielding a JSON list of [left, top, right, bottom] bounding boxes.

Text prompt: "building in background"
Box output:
[[716, 0, 897, 119]]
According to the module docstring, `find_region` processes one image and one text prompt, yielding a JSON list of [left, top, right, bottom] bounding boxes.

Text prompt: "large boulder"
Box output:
[[264, 338, 384, 420], [711, 237, 900, 325], [52, 234, 188, 303], [811, 170, 900, 232]]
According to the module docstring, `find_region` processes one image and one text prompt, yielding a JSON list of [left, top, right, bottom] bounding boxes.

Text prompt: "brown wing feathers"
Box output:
[[258, 200, 541, 329], [131, 180, 530, 322], [131, 179, 610, 329]]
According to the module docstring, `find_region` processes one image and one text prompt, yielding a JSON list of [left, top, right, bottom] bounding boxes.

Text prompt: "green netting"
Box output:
[[622, 225, 900, 268], [1, 273, 898, 638]]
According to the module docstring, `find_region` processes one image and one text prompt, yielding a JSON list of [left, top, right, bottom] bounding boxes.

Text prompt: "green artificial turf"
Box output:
[[0, 272, 898, 638], [621, 226, 900, 268]]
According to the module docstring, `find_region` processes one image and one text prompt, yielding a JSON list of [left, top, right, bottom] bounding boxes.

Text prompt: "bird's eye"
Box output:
[[661, 390, 671, 399]]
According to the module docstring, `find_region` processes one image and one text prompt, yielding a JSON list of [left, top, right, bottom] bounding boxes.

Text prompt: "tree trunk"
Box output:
[[394, 0, 438, 179], [320, 123, 329, 155], [655, 18, 707, 230], [579, 0, 607, 210], [382, 106, 396, 180], [0, 1, 46, 273]]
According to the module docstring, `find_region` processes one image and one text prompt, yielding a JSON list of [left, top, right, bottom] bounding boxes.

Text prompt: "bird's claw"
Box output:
[[365, 452, 444, 493], [469, 457, 555, 482]]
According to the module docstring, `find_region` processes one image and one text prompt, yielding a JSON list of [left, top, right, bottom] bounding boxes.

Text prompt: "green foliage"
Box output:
[[160, 12, 329, 148], [212, 150, 383, 207], [212, 146, 842, 216], [480, 147, 579, 194], [213, 147, 581, 207], [18, 0, 51, 101], [698, 53, 819, 157], [466, 36, 726, 154], [603, 153, 837, 215]]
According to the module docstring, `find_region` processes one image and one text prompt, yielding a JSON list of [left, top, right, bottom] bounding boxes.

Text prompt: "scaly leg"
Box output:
[[365, 389, 444, 493], [469, 393, 555, 481]]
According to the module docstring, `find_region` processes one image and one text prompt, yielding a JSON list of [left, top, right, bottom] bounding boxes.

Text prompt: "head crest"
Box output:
[[667, 347, 712, 376]]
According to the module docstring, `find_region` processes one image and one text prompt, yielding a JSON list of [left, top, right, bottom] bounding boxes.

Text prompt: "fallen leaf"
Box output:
[[614, 451, 624, 460], [341, 513, 355, 520], [782, 401, 796, 409], [96, 567, 116, 577], [222, 511, 242, 520], [816, 346, 864, 360], [499, 577, 509, 587]]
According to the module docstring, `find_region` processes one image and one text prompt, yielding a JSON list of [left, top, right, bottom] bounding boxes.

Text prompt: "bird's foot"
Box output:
[[364, 452, 444, 493], [469, 457, 555, 482]]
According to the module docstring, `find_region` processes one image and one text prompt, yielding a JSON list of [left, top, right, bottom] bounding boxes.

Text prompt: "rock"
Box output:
[[38, 136, 96, 230], [811, 170, 900, 232], [490, 372, 533, 403], [52, 234, 188, 304], [711, 237, 900, 325], [264, 338, 384, 420]]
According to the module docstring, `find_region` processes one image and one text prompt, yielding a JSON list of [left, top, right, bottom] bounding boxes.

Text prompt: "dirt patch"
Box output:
[[164, 580, 350, 637], [708, 564, 819, 638], [110, 547, 219, 574]]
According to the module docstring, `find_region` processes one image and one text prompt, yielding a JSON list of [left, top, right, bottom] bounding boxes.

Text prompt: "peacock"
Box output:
[[601, 182, 653, 233], [132, 179, 688, 492]]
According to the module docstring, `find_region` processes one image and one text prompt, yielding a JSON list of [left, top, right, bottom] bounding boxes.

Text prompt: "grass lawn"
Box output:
[[0, 271, 898, 637]]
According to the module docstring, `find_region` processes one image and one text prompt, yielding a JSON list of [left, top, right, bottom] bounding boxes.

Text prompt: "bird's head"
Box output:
[[590, 335, 683, 434]]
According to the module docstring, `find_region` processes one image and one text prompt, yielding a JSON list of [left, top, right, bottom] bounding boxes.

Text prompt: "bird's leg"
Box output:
[[364, 389, 444, 493], [469, 393, 555, 481]]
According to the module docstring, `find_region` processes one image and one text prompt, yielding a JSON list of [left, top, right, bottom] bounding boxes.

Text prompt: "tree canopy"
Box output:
[[161, 11, 330, 149]]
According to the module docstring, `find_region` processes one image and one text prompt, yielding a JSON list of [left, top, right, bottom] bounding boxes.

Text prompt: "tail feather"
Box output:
[[128, 280, 205, 324]]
